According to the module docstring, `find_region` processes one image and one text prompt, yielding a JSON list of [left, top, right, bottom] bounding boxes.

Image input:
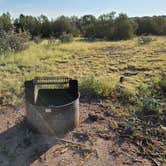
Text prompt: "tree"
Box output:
[[79, 15, 96, 36], [0, 12, 13, 32], [52, 16, 79, 37], [1, 11, 166, 41], [14, 14, 41, 37], [96, 12, 116, 39], [134, 17, 155, 35], [38, 15, 51, 38], [113, 14, 135, 40], [152, 16, 166, 35]]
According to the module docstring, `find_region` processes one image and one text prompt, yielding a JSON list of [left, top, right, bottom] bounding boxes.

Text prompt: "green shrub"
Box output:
[[158, 76, 166, 94], [142, 97, 159, 115], [80, 75, 136, 101], [80, 75, 117, 98], [113, 13, 135, 40], [0, 30, 10, 54], [7, 30, 30, 51], [116, 85, 136, 104], [137, 83, 160, 115], [59, 33, 74, 43], [126, 116, 140, 132], [0, 30, 30, 55], [137, 83, 151, 98]]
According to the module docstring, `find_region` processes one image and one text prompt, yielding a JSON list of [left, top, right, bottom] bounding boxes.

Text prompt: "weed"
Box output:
[[80, 75, 118, 98], [137, 83, 151, 98], [115, 84, 136, 104], [142, 97, 159, 115], [126, 116, 141, 134], [137, 83, 160, 115], [33, 36, 42, 44], [138, 36, 154, 45], [158, 76, 166, 94], [59, 33, 74, 43], [109, 120, 119, 130]]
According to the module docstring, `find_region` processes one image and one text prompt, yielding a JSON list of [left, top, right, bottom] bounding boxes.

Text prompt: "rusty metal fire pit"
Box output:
[[25, 77, 79, 135]]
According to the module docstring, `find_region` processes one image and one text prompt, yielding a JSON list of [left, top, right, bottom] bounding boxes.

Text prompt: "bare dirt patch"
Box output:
[[1, 97, 164, 166]]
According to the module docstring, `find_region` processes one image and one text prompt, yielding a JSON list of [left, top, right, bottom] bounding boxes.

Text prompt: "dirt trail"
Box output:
[[0, 101, 155, 166]]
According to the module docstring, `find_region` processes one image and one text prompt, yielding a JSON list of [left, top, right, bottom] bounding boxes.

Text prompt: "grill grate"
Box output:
[[25, 77, 78, 105], [33, 77, 72, 85]]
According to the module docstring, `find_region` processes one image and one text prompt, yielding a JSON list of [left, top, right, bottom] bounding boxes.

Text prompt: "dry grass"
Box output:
[[0, 36, 165, 105]]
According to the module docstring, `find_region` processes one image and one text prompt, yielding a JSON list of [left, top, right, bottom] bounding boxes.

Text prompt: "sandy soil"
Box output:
[[0, 98, 162, 166]]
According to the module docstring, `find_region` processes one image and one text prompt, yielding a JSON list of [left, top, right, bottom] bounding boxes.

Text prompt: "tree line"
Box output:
[[1, 12, 166, 41]]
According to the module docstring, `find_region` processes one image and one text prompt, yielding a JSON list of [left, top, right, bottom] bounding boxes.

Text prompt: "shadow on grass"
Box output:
[[77, 38, 107, 42], [0, 119, 62, 166]]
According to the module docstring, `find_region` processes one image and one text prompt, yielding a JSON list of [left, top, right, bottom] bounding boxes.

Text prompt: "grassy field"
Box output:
[[0, 36, 166, 164], [0, 36, 165, 106]]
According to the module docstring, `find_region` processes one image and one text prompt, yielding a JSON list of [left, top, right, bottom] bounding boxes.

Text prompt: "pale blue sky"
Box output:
[[0, 0, 166, 18]]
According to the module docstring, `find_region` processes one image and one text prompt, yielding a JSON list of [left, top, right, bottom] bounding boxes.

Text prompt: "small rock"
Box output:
[[118, 122, 126, 129], [88, 112, 105, 121], [88, 112, 98, 121], [120, 76, 125, 83], [161, 125, 166, 132], [104, 111, 112, 117]]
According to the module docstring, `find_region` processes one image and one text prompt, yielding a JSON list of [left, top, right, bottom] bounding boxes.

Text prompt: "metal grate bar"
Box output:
[[33, 77, 71, 85]]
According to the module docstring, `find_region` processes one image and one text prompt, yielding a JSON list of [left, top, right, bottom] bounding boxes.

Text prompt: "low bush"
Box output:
[[137, 83, 160, 115], [138, 36, 154, 45], [47, 37, 60, 47], [0, 30, 10, 54], [0, 30, 30, 55], [158, 76, 166, 95], [116, 85, 136, 104], [59, 33, 74, 43], [137, 83, 151, 98], [7, 30, 30, 51], [80, 75, 137, 102], [80, 75, 117, 98], [142, 97, 159, 115]]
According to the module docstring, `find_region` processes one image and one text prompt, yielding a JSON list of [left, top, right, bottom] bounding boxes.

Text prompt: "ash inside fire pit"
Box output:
[[36, 89, 76, 106]]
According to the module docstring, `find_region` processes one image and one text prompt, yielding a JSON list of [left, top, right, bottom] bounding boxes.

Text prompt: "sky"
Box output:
[[0, 0, 166, 19]]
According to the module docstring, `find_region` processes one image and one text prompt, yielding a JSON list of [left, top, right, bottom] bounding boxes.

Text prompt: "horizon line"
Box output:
[[1, 11, 166, 20]]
